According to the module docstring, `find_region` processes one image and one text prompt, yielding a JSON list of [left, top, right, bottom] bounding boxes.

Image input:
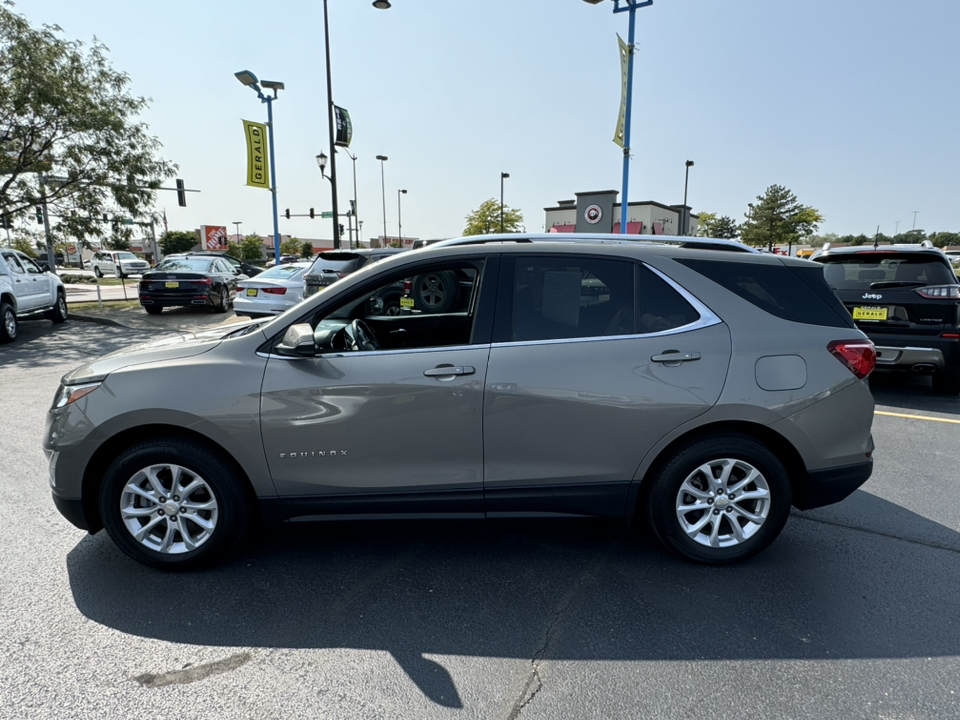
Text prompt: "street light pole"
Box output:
[[585, 0, 653, 234], [235, 70, 284, 263], [233, 221, 242, 245], [912, 211, 919, 230], [682, 160, 694, 236], [321, 0, 341, 249], [398, 189, 407, 245], [342, 148, 359, 250], [376, 155, 388, 246], [500, 172, 509, 233]]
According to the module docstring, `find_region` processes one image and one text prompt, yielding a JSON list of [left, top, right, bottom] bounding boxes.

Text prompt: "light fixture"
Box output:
[[316, 152, 328, 176], [373, 0, 391, 8], [261, 80, 285, 91], [234, 70, 258, 87]]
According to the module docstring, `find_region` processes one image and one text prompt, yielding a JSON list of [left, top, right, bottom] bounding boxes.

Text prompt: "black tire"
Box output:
[[45, 290, 68, 323], [0, 302, 17, 343], [94, 266, 103, 278], [412, 270, 457, 313], [213, 286, 229, 313], [144, 305, 163, 315], [99, 437, 252, 570], [932, 368, 960, 395], [644, 434, 791, 565]]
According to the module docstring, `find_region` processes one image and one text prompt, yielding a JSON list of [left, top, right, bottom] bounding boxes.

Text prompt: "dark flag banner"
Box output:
[[334, 106, 352, 148]]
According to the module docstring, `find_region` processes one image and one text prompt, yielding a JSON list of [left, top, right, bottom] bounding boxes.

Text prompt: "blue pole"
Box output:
[[620, 3, 637, 234], [265, 96, 281, 262]]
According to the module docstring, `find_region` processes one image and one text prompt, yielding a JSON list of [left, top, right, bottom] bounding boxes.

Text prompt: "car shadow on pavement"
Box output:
[[870, 373, 960, 416], [67, 493, 960, 708]]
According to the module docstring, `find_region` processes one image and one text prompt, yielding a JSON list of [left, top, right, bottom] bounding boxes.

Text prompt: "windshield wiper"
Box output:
[[869, 281, 925, 289]]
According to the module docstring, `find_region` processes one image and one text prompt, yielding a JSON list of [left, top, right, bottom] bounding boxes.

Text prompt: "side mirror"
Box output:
[[276, 323, 317, 357]]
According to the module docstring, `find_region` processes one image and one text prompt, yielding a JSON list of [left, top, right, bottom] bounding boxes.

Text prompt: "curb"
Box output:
[[68, 313, 123, 328]]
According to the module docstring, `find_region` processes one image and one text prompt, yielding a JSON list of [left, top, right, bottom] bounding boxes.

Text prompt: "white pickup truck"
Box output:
[[0, 248, 68, 343]]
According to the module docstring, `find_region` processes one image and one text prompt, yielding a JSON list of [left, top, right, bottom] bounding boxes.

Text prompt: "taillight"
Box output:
[[193, 278, 212, 285], [916, 285, 960, 299], [828, 340, 876, 379], [402, 280, 412, 294], [262, 287, 287, 295]]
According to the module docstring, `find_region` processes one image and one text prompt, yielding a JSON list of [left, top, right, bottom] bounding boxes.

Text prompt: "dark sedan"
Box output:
[[138, 256, 239, 314]]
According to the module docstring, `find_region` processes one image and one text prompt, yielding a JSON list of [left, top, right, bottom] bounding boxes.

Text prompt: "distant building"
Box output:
[[544, 190, 698, 236]]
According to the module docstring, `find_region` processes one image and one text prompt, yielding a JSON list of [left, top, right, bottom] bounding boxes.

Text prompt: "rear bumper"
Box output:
[[140, 293, 214, 307], [793, 459, 873, 510], [862, 332, 960, 373]]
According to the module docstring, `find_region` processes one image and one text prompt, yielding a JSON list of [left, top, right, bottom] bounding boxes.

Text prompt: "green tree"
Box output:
[[463, 198, 524, 236], [239, 233, 265, 262], [300, 240, 314, 258], [280, 237, 302, 256], [0, 8, 175, 258], [929, 231, 960, 248], [12, 237, 36, 256], [740, 185, 823, 250], [696, 212, 740, 239], [225, 241, 243, 259], [159, 230, 199, 256], [894, 229, 926, 245], [808, 232, 838, 249]]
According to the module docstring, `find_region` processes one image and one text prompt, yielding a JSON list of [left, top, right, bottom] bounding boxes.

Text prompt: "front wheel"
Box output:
[[0, 302, 17, 343], [99, 437, 252, 570], [94, 266, 103, 278], [644, 435, 791, 564]]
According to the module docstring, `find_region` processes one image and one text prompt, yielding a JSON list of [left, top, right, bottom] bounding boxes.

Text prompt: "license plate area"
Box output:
[[165, 281, 179, 289], [246, 288, 258, 296], [853, 306, 888, 321]]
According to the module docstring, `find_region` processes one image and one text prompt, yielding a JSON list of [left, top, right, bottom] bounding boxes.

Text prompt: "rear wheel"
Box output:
[[45, 290, 68, 323], [645, 434, 791, 564], [94, 266, 103, 278], [99, 437, 252, 570], [0, 302, 17, 343], [144, 305, 163, 315], [932, 368, 960, 395], [213, 286, 229, 313]]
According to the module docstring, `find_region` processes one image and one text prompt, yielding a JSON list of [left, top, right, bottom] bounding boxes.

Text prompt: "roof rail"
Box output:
[[424, 233, 759, 253]]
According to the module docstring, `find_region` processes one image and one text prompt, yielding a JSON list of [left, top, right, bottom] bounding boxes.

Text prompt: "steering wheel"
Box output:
[[344, 319, 380, 352]]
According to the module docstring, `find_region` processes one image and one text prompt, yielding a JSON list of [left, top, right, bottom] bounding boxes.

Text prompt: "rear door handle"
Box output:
[[651, 352, 701, 365], [423, 365, 476, 377]]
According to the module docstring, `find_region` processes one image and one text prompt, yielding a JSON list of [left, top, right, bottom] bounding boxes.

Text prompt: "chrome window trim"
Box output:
[[641, 262, 723, 327], [259, 343, 488, 361]]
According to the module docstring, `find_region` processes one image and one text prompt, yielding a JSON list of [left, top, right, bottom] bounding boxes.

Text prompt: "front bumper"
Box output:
[[52, 492, 91, 531], [793, 459, 873, 510]]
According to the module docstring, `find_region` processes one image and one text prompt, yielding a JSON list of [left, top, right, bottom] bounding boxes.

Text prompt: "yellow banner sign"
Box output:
[[242, 120, 270, 190], [613, 34, 629, 149]]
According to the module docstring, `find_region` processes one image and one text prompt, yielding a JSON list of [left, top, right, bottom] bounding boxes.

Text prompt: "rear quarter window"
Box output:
[[677, 258, 855, 329]]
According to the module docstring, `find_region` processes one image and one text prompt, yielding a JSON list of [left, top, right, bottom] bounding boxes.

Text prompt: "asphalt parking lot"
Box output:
[[1, 317, 959, 719]]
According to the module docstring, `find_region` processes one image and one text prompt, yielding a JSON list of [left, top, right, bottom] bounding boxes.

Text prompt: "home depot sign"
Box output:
[[201, 225, 228, 251]]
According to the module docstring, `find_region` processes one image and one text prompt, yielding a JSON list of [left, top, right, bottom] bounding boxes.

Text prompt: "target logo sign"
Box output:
[[584, 205, 603, 224]]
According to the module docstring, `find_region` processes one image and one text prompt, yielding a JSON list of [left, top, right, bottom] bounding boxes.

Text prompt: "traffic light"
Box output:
[[285, 208, 290, 219], [339, 223, 344, 238], [309, 207, 315, 219], [35, 206, 43, 224], [0, 215, 10, 230], [176, 179, 186, 207]]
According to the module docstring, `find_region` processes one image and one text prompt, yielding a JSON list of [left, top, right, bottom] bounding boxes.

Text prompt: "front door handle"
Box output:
[[651, 351, 701, 366], [423, 365, 476, 378]]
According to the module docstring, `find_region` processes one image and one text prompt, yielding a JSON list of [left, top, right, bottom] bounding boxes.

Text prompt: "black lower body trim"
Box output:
[[484, 481, 631, 518], [52, 493, 91, 532], [793, 460, 873, 510]]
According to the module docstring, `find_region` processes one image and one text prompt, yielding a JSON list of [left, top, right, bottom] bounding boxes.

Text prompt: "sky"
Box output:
[[19, 0, 960, 245]]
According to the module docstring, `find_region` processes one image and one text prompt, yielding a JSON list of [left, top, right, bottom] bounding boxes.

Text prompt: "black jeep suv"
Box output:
[[303, 248, 406, 298], [814, 242, 960, 394]]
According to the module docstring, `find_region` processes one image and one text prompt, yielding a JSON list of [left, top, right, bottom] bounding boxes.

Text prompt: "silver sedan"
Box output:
[[233, 261, 312, 318]]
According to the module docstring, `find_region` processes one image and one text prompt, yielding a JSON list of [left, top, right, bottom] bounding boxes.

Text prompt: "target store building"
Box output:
[[544, 190, 698, 236]]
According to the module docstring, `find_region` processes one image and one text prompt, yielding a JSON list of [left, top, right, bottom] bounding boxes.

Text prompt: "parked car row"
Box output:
[[46, 233, 878, 571]]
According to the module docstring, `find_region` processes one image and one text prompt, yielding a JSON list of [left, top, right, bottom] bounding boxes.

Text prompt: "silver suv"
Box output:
[[44, 234, 877, 569], [1, 248, 68, 342]]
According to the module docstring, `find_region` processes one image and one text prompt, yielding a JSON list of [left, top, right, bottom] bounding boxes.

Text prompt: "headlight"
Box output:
[[53, 382, 102, 409]]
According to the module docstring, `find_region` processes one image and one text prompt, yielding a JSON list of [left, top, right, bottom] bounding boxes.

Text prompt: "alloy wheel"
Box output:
[[674, 458, 771, 548], [119, 463, 219, 554]]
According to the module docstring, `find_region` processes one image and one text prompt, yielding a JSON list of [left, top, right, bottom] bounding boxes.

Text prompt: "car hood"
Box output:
[[61, 320, 263, 384]]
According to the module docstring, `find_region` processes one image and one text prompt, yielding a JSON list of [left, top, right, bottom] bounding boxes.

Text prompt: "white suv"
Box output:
[[89, 250, 151, 278], [0, 249, 67, 342]]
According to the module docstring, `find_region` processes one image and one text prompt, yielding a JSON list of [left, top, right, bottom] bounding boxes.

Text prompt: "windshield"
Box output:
[[115, 252, 138, 260], [154, 257, 214, 273], [818, 253, 956, 290]]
